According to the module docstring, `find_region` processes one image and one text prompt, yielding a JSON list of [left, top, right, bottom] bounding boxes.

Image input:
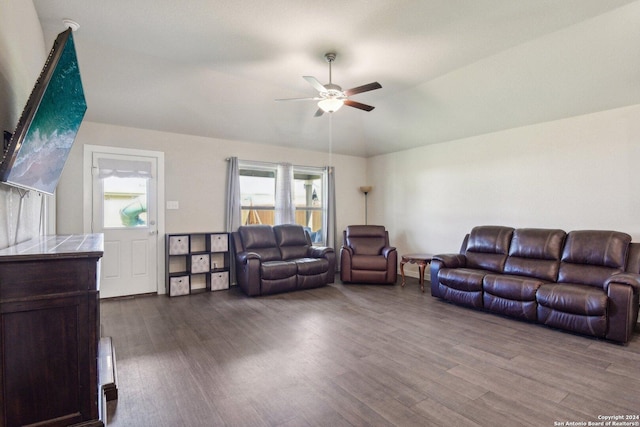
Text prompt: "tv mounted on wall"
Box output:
[[0, 28, 86, 195]]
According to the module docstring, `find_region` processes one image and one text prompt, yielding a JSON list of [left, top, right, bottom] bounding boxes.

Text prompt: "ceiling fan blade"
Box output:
[[314, 108, 325, 117], [275, 97, 321, 102], [344, 82, 382, 96], [344, 99, 375, 112], [303, 76, 327, 93]]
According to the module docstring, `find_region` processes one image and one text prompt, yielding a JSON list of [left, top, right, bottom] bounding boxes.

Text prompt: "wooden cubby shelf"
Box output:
[[165, 232, 230, 296]]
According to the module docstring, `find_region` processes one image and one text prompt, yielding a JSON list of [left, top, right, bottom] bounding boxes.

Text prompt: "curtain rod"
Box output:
[[225, 157, 330, 170]]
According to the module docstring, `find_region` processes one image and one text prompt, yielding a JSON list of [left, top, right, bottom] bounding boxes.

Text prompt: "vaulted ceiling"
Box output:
[[33, 0, 640, 157]]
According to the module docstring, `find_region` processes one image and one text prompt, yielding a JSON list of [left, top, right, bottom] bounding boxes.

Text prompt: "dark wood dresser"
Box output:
[[0, 234, 104, 427]]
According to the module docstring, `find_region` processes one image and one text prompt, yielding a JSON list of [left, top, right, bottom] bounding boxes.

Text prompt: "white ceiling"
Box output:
[[33, 0, 640, 157]]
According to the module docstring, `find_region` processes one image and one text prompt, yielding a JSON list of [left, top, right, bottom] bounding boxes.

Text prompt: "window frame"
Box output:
[[238, 161, 327, 245]]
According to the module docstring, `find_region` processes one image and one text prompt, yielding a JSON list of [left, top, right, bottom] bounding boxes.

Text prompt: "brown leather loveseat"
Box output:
[[232, 224, 336, 296], [430, 226, 640, 343]]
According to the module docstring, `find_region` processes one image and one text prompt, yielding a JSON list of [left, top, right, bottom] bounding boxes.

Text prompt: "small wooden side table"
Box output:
[[400, 253, 433, 292]]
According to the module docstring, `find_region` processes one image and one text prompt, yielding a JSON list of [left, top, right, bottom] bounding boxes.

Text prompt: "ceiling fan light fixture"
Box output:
[[276, 52, 381, 116], [318, 98, 344, 113]]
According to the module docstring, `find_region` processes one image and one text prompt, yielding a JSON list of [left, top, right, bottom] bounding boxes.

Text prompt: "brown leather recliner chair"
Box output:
[[340, 225, 397, 284]]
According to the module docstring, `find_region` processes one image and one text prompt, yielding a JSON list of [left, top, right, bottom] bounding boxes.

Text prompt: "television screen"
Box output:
[[0, 28, 86, 195]]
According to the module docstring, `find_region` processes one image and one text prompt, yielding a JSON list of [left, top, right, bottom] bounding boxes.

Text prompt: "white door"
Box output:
[[91, 151, 158, 298]]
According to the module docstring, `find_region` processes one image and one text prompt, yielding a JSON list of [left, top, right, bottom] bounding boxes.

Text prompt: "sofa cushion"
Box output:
[[509, 228, 566, 260], [561, 230, 630, 269], [537, 306, 607, 338], [483, 274, 545, 301], [465, 226, 514, 272], [483, 274, 546, 321], [239, 225, 281, 262], [504, 228, 565, 281], [536, 283, 608, 316], [537, 283, 609, 337], [261, 276, 298, 295], [296, 258, 329, 275], [260, 260, 297, 280], [274, 224, 310, 260], [352, 255, 388, 271], [345, 225, 387, 256], [558, 263, 624, 289], [438, 268, 486, 292], [557, 230, 631, 288]]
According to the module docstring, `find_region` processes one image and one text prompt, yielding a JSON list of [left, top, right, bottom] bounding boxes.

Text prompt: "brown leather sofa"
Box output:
[[430, 226, 640, 343], [231, 224, 335, 296], [340, 225, 397, 284]]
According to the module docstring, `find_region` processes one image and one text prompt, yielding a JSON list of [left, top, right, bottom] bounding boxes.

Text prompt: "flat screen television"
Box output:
[[0, 28, 86, 195]]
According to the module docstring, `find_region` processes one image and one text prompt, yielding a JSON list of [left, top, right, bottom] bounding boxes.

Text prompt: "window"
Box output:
[[102, 176, 148, 228], [239, 166, 275, 225], [239, 162, 326, 244]]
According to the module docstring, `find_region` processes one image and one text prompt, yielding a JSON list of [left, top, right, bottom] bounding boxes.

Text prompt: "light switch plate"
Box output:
[[167, 201, 179, 210]]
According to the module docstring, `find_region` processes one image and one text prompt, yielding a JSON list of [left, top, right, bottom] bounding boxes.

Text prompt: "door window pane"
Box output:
[[103, 176, 148, 228]]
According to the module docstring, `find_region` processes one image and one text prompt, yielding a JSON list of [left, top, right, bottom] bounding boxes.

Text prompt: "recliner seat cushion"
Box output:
[[352, 255, 388, 271], [438, 268, 486, 291], [536, 284, 608, 338], [483, 294, 538, 320], [437, 272, 483, 308], [260, 261, 297, 280], [483, 274, 544, 301], [536, 283, 607, 316], [296, 258, 328, 275], [261, 276, 298, 295], [483, 274, 546, 321]]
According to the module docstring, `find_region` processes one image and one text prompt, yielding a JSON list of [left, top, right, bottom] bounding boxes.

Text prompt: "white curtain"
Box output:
[[97, 158, 152, 179], [275, 163, 296, 225], [225, 157, 241, 232], [322, 166, 337, 249]]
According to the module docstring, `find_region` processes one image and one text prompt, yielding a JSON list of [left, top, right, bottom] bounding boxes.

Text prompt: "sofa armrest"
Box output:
[[309, 246, 336, 283], [382, 246, 396, 258], [341, 246, 354, 257], [604, 273, 640, 294], [430, 254, 467, 298], [309, 246, 334, 258], [340, 246, 353, 282], [236, 251, 261, 264], [433, 253, 467, 268], [234, 251, 262, 296], [604, 273, 640, 343]]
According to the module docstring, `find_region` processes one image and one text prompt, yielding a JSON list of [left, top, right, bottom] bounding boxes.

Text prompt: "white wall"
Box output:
[[368, 104, 640, 276], [0, 0, 47, 249], [57, 121, 367, 241]]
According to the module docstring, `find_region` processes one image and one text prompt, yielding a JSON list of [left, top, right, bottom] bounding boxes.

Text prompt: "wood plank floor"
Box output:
[[101, 277, 640, 426]]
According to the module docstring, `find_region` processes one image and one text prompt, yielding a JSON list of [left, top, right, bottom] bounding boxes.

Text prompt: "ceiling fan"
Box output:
[[276, 52, 382, 117]]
